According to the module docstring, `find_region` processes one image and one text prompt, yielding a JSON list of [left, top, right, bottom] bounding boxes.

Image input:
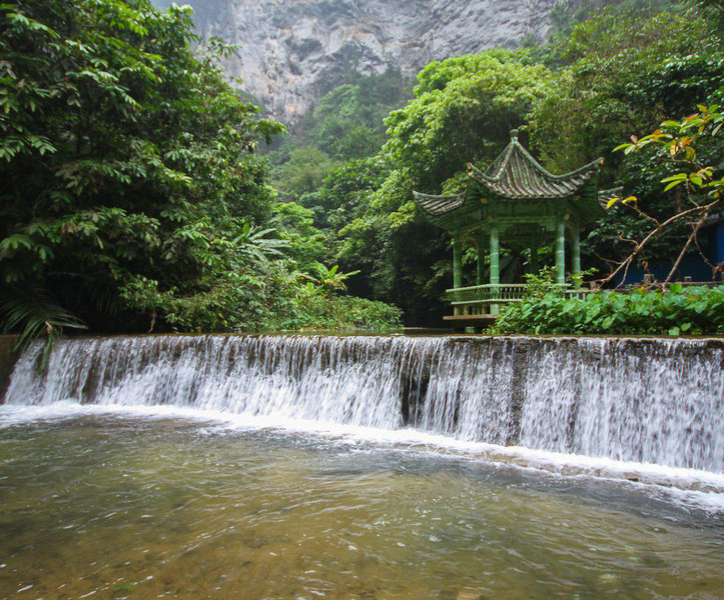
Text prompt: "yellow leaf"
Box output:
[[606, 197, 619, 209], [622, 196, 637, 204]]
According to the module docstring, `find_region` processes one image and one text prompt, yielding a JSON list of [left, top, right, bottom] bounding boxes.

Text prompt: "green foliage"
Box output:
[[532, 10, 723, 174], [336, 51, 557, 322], [0, 0, 402, 338], [546, 0, 685, 45], [0, 285, 86, 362], [600, 98, 724, 284], [275, 146, 340, 198], [519, 266, 567, 298], [614, 101, 724, 198], [271, 201, 331, 267], [299, 69, 410, 159], [324, 4, 724, 325], [491, 284, 724, 335], [383, 52, 555, 191], [267, 1, 724, 326], [266, 70, 411, 269], [267, 69, 410, 200], [692, 0, 724, 29], [7, 0, 720, 334], [530, 8, 724, 269], [302, 263, 360, 297], [282, 292, 403, 331], [0, 0, 282, 332], [302, 156, 390, 230]]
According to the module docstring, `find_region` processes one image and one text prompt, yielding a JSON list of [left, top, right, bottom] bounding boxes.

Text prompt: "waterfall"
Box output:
[[4, 335, 724, 473]]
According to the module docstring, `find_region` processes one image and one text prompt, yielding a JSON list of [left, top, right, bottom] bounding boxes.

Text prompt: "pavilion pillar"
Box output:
[[452, 238, 463, 288], [529, 244, 539, 274], [476, 233, 485, 286], [555, 216, 566, 285], [571, 220, 581, 287], [489, 225, 500, 316], [453, 238, 463, 316]]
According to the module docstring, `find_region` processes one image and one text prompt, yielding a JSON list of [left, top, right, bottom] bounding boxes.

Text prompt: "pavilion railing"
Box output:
[[445, 283, 590, 316], [445, 280, 723, 320]]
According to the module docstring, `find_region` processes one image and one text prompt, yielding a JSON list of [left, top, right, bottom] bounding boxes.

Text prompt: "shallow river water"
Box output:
[[1, 413, 723, 600]]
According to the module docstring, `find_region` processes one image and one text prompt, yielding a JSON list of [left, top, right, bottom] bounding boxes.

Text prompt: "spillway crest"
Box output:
[[4, 335, 724, 473]]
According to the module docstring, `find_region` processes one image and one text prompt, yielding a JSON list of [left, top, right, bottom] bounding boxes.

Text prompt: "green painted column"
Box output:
[[452, 238, 463, 289], [489, 226, 500, 285], [476, 235, 485, 286], [452, 238, 463, 317], [489, 225, 500, 316], [555, 216, 566, 285], [530, 243, 539, 274], [571, 220, 581, 287]]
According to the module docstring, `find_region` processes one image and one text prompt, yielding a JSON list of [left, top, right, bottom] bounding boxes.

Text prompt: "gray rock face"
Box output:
[[182, 0, 561, 125]]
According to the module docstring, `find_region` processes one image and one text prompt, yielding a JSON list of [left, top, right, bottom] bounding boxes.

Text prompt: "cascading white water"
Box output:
[[3, 334, 724, 473]]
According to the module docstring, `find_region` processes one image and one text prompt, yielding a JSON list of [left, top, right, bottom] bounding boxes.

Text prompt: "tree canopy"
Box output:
[[3, 0, 722, 337], [282, 2, 724, 324], [0, 0, 401, 345]]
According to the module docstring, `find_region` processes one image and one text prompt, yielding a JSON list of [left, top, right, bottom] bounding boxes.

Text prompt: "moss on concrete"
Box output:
[[0, 336, 18, 401]]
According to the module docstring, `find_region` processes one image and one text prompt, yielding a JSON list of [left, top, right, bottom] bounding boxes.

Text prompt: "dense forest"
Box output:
[[269, 0, 724, 324], [1, 0, 723, 345]]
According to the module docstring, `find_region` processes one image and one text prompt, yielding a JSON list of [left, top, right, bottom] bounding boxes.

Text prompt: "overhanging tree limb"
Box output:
[[603, 98, 724, 286], [599, 200, 721, 286]]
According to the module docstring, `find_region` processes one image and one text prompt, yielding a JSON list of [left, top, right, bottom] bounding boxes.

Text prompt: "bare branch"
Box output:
[[621, 200, 660, 226], [664, 214, 708, 285], [693, 229, 717, 275], [618, 259, 632, 290], [598, 199, 721, 287]]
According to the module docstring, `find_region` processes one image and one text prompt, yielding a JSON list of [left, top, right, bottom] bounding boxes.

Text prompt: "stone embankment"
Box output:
[[0, 335, 18, 399]]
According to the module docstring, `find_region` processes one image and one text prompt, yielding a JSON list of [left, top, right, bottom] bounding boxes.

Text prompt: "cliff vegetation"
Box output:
[[1, 0, 723, 344]]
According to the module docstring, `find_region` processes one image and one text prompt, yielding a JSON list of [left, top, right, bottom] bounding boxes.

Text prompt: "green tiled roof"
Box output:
[[412, 191, 466, 216], [413, 130, 603, 218], [598, 186, 624, 209], [469, 131, 602, 199]]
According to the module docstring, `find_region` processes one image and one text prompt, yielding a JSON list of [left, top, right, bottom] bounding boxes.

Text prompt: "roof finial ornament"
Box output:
[[510, 129, 519, 141]]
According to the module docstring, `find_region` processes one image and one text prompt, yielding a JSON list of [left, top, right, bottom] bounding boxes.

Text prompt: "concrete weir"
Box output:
[[0, 335, 18, 399], [4, 334, 724, 473]]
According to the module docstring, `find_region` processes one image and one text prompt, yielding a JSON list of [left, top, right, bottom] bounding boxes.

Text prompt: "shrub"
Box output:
[[280, 291, 403, 331], [490, 284, 724, 336]]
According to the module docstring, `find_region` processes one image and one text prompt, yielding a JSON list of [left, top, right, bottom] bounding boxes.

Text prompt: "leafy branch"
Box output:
[[301, 263, 361, 297], [0, 285, 86, 366], [602, 99, 724, 286]]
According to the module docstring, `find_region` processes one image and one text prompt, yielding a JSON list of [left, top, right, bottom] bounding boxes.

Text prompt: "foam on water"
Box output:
[[3, 334, 724, 503], [3, 400, 724, 514]]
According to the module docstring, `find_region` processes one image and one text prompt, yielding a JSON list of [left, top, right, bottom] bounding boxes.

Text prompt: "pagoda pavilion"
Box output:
[[413, 129, 615, 329]]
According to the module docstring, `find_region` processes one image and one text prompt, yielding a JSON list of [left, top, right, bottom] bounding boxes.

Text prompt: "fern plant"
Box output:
[[0, 286, 87, 366]]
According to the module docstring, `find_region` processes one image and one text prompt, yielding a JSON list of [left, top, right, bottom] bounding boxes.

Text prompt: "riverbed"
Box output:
[[1, 413, 723, 599]]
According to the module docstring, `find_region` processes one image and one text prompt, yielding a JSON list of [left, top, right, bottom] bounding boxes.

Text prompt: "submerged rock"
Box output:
[[456, 590, 487, 600]]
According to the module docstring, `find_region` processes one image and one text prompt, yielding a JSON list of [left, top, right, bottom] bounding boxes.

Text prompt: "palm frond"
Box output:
[[0, 285, 87, 365], [231, 222, 289, 264]]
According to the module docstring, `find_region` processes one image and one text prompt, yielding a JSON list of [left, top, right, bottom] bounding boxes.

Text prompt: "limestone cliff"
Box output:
[[163, 0, 561, 125]]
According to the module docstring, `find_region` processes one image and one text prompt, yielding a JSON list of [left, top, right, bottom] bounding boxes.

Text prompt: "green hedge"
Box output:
[[278, 294, 403, 332], [490, 284, 724, 336]]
